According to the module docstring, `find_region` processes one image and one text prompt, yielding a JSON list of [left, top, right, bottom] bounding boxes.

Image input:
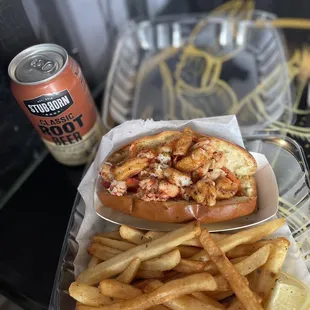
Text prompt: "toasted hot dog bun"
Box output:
[[97, 176, 257, 223], [98, 129, 258, 224]]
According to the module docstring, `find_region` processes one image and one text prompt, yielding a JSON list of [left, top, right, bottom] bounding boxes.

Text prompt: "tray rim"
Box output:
[[48, 133, 310, 310]]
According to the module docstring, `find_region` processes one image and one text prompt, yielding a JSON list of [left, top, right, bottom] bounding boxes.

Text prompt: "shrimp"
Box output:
[[158, 181, 179, 200], [206, 168, 226, 181], [137, 178, 178, 201], [215, 168, 240, 200], [100, 162, 114, 182], [190, 138, 212, 152], [157, 153, 171, 165], [151, 163, 169, 179], [139, 178, 158, 192], [179, 187, 191, 201], [190, 179, 217, 206], [108, 180, 127, 196], [162, 167, 192, 187], [210, 152, 227, 169], [137, 149, 156, 160], [193, 162, 211, 180], [137, 178, 159, 201], [175, 148, 210, 172], [173, 134, 193, 156], [126, 177, 139, 190], [158, 144, 173, 154]]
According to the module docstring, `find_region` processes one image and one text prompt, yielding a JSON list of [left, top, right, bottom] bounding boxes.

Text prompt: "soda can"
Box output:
[[8, 43, 104, 166]]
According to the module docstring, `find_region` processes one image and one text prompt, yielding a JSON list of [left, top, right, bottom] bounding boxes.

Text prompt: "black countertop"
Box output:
[[0, 155, 85, 310], [0, 66, 87, 309]]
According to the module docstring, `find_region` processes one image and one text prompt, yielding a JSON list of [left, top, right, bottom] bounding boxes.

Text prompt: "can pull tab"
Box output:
[[30, 58, 58, 74]]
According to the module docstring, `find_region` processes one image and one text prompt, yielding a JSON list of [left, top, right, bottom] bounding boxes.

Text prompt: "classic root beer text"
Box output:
[[38, 113, 84, 145]]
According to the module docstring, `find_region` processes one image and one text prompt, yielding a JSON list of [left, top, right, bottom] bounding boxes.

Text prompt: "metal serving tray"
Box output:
[[49, 134, 310, 310]]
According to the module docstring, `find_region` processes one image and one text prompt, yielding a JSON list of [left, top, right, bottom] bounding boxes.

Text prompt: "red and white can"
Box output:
[[8, 43, 103, 166]]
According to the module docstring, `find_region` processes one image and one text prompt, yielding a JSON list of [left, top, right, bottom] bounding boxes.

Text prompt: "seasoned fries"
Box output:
[[92, 236, 136, 251], [144, 280, 218, 310], [177, 245, 200, 258], [136, 270, 165, 279], [96, 230, 123, 240], [116, 258, 141, 284], [192, 291, 226, 309], [226, 240, 273, 258], [120, 226, 145, 245], [140, 249, 181, 271], [70, 218, 301, 310], [255, 237, 290, 303], [200, 229, 263, 310], [99, 279, 141, 299], [173, 259, 206, 273], [88, 243, 122, 261], [78, 221, 200, 285], [69, 282, 113, 306], [88, 256, 101, 268], [190, 218, 286, 261]]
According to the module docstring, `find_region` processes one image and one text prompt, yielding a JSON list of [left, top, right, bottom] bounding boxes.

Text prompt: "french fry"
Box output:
[[247, 269, 260, 291], [230, 256, 249, 264], [181, 238, 201, 247], [161, 271, 185, 283], [227, 294, 263, 310], [69, 282, 113, 306], [178, 245, 201, 258], [75, 304, 101, 310], [140, 249, 181, 271], [92, 236, 135, 251], [234, 244, 272, 276], [132, 279, 154, 290], [120, 226, 145, 245], [113, 157, 150, 181], [227, 298, 246, 310], [209, 233, 231, 242], [226, 240, 273, 258], [79, 273, 217, 310], [144, 231, 228, 247], [207, 290, 234, 301], [195, 244, 270, 278], [201, 260, 218, 275], [88, 243, 122, 261], [88, 256, 101, 268], [96, 230, 123, 241], [189, 249, 208, 261], [136, 270, 165, 279], [191, 218, 286, 261], [143, 231, 166, 242], [173, 259, 206, 273], [255, 237, 290, 302], [116, 258, 141, 284], [99, 279, 142, 300], [144, 279, 220, 310], [200, 229, 263, 310], [191, 292, 226, 309], [149, 306, 170, 310], [78, 222, 201, 285]]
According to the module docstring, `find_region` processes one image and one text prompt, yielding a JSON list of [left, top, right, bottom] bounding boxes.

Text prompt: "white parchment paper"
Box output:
[[74, 116, 310, 285]]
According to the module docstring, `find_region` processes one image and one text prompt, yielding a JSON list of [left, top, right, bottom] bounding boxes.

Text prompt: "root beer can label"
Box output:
[[8, 43, 103, 166], [23, 90, 74, 117]]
